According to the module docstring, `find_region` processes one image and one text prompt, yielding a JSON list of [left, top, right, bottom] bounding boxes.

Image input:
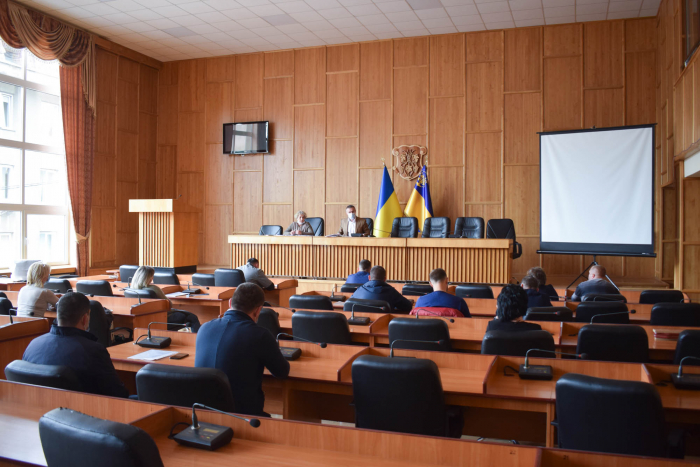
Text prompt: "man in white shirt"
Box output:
[[337, 205, 370, 236]]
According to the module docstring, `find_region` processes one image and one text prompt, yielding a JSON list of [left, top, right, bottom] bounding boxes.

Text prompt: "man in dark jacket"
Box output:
[[346, 259, 371, 284], [350, 266, 413, 313], [195, 283, 290, 416], [486, 284, 542, 333], [571, 265, 618, 301], [23, 291, 129, 398], [521, 274, 552, 308]]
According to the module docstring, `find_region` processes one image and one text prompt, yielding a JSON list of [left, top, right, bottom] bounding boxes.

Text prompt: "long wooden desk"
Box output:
[[228, 235, 513, 283], [0, 316, 50, 378]]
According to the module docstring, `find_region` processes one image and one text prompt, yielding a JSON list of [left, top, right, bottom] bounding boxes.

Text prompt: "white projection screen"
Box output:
[[539, 125, 656, 257]]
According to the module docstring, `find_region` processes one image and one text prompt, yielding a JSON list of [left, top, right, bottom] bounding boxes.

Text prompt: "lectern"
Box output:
[[129, 199, 199, 274]]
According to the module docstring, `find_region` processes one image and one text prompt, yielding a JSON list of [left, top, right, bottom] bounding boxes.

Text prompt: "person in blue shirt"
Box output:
[[350, 265, 413, 313], [346, 259, 371, 284], [528, 266, 559, 301], [413, 268, 471, 317], [522, 274, 552, 308]]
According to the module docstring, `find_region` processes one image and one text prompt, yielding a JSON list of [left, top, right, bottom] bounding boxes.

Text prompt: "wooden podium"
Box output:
[[129, 199, 199, 274]]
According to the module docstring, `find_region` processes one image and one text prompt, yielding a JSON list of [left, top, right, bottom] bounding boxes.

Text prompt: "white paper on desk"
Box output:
[[128, 350, 177, 361], [167, 292, 190, 297]]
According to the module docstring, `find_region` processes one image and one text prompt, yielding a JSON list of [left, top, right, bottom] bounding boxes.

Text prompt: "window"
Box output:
[[0, 39, 70, 268], [686, 0, 700, 66]]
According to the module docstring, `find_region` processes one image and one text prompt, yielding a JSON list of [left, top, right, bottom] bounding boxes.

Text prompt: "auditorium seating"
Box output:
[[640, 289, 685, 304], [486, 218, 522, 259], [340, 283, 362, 293], [650, 303, 700, 327], [524, 307, 573, 321], [76, 280, 113, 297], [576, 325, 649, 363], [582, 293, 626, 302], [43, 278, 72, 293], [673, 330, 700, 365], [119, 265, 139, 284], [87, 300, 131, 347], [5, 360, 83, 391], [258, 308, 282, 338], [153, 272, 179, 285], [214, 268, 245, 287], [306, 217, 325, 236], [289, 295, 334, 310], [455, 284, 493, 299], [422, 217, 450, 238], [191, 273, 215, 286], [390, 217, 419, 238], [259, 225, 283, 236], [343, 298, 392, 314], [451, 217, 484, 238], [401, 283, 434, 296], [388, 318, 451, 352], [291, 311, 352, 345], [481, 330, 555, 357], [574, 302, 629, 323]]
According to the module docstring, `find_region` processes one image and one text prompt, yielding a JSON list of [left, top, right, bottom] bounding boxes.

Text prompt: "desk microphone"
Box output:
[[114, 276, 133, 291], [349, 304, 371, 326], [172, 403, 260, 451], [182, 281, 200, 294], [671, 356, 700, 390], [390, 338, 444, 357], [135, 322, 189, 348], [590, 310, 635, 323], [329, 284, 345, 302], [276, 332, 326, 360], [519, 349, 587, 380], [412, 308, 456, 323]]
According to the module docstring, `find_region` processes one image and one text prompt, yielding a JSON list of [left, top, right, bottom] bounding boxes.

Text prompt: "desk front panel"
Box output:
[[229, 235, 313, 277], [313, 237, 407, 280]]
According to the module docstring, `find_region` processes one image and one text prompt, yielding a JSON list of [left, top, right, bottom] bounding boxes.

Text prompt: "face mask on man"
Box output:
[[348, 212, 356, 221]]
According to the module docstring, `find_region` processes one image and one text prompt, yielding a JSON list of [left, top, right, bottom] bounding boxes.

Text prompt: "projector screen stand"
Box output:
[[566, 256, 619, 292]]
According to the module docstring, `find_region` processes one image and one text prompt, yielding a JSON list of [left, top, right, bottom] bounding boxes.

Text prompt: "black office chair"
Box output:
[[455, 284, 493, 299], [486, 218, 522, 259], [289, 295, 334, 310], [351, 355, 463, 438], [87, 300, 132, 347], [153, 272, 179, 285], [124, 288, 159, 299], [306, 217, 324, 236], [481, 330, 555, 357], [5, 360, 83, 391], [674, 330, 700, 365], [388, 318, 451, 352], [258, 308, 281, 338], [390, 217, 418, 238], [191, 273, 215, 286], [576, 324, 649, 363], [343, 298, 391, 314], [76, 280, 113, 297], [124, 289, 199, 332], [135, 364, 236, 411], [39, 408, 164, 467], [119, 265, 139, 284], [259, 225, 283, 236], [291, 310, 352, 345], [555, 374, 684, 458], [0, 297, 14, 316], [574, 301, 629, 323], [214, 268, 246, 287], [451, 217, 484, 238], [650, 302, 700, 327], [422, 217, 450, 238], [340, 283, 362, 293], [524, 307, 573, 322], [582, 293, 627, 303], [640, 289, 685, 304], [366, 217, 374, 236], [43, 278, 72, 293], [401, 283, 434, 296]]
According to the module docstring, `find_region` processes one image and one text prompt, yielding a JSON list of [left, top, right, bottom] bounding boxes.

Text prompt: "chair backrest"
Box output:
[[524, 307, 573, 322], [640, 289, 685, 304], [391, 217, 418, 238], [257, 308, 281, 338], [352, 355, 447, 436], [340, 283, 361, 293], [582, 293, 627, 303], [0, 297, 13, 316], [555, 373, 667, 457], [259, 224, 283, 236], [214, 268, 245, 287], [576, 324, 649, 363], [76, 280, 114, 297], [306, 217, 324, 236], [574, 301, 629, 323], [388, 318, 451, 352], [481, 330, 555, 356], [366, 218, 374, 236], [401, 283, 434, 296], [455, 284, 493, 299], [650, 302, 700, 327], [486, 218, 517, 240], [674, 329, 700, 365], [343, 298, 391, 314], [289, 294, 334, 310], [87, 300, 111, 347], [119, 265, 139, 284], [291, 310, 352, 345], [5, 360, 83, 391], [135, 364, 235, 412], [124, 288, 159, 299], [152, 272, 179, 285], [191, 273, 215, 286], [43, 278, 72, 293], [39, 408, 164, 467], [422, 217, 450, 238], [453, 217, 484, 238]]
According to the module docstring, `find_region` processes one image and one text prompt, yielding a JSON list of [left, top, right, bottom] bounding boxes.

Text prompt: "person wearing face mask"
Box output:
[[284, 210, 314, 236], [337, 205, 370, 236]]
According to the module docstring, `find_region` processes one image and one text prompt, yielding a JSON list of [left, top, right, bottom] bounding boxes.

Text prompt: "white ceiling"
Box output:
[[21, 0, 660, 62]]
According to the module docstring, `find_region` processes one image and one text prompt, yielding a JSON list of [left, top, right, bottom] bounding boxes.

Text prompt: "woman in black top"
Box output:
[[486, 284, 542, 332]]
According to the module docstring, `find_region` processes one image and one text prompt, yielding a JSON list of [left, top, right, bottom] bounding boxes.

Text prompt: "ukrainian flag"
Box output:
[[374, 166, 403, 237], [404, 165, 433, 230]]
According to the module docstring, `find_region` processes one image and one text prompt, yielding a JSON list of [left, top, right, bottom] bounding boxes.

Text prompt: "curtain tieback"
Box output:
[[76, 233, 89, 244]]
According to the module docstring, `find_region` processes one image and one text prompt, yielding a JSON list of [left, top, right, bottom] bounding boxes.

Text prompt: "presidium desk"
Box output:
[[228, 236, 513, 283]]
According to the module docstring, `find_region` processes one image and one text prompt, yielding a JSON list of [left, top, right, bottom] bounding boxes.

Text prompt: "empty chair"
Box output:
[[43, 278, 72, 293], [75, 280, 113, 297], [555, 374, 683, 458], [135, 364, 235, 411], [340, 283, 362, 293], [674, 330, 700, 365], [306, 217, 325, 236], [87, 300, 131, 347], [191, 272, 215, 286], [152, 272, 179, 285], [291, 310, 352, 345], [422, 217, 450, 238], [257, 308, 281, 338], [401, 283, 434, 296], [388, 318, 451, 352], [582, 293, 626, 303], [524, 307, 573, 322], [366, 218, 374, 236], [640, 289, 685, 304], [451, 217, 484, 239], [5, 360, 83, 391], [481, 330, 555, 357], [343, 298, 392, 314], [124, 288, 159, 299], [352, 355, 462, 438], [455, 284, 494, 299], [390, 217, 419, 238], [39, 408, 164, 467], [650, 302, 700, 327], [259, 224, 283, 236], [486, 218, 522, 259], [289, 295, 334, 310], [214, 268, 246, 287], [119, 265, 139, 284], [576, 324, 648, 363], [575, 302, 629, 323]]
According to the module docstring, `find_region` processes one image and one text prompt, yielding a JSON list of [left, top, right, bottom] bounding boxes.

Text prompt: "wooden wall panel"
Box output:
[[96, 102, 116, 155], [204, 205, 232, 265], [263, 141, 293, 203], [294, 105, 325, 169], [359, 168, 383, 219], [295, 47, 325, 104], [116, 131, 138, 182], [156, 146, 177, 199], [360, 101, 391, 167], [626, 18, 656, 52], [626, 52, 656, 125], [264, 77, 293, 140], [465, 203, 501, 221], [205, 82, 232, 144], [583, 21, 623, 88], [466, 31, 503, 62], [206, 56, 235, 82], [235, 53, 263, 109], [327, 72, 358, 137], [544, 24, 581, 57], [430, 34, 463, 97], [430, 167, 463, 220], [96, 50, 118, 103], [176, 112, 205, 173], [544, 56, 582, 130], [505, 165, 539, 236], [360, 41, 391, 100], [393, 68, 428, 135], [93, 156, 116, 207], [179, 59, 206, 112], [205, 145, 233, 205], [139, 113, 157, 162], [294, 170, 325, 219], [394, 37, 428, 67], [504, 93, 541, 165], [263, 205, 292, 229], [116, 80, 138, 133], [265, 50, 294, 77], [584, 89, 624, 127], [157, 85, 178, 145], [466, 133, 501, 203], [326, 138, 358, 203], [139, 65, 158, 114], [429, 97, 463, 166], [233, 171, 262, 233], [466, 62, 502, 132], [505, 28, 541, 92], [328, 44, 359, 72], [91, 207, 116, 265]]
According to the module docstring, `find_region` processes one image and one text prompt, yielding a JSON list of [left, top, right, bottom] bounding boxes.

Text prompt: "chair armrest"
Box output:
[[667, 428, 685, 459], [445, 405, 464, 439]]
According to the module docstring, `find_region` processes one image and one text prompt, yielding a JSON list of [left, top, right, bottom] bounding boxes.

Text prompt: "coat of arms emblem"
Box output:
[[391, 145, 427, 180]]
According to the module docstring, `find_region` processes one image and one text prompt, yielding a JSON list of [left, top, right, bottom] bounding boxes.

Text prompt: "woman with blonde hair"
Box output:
[[129, 265, 170, 301], [283, 210, 314, 236], [17, 262, 59, 317]]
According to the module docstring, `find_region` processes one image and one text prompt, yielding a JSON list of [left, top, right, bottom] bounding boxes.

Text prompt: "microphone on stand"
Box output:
[[348, 304, 372, 326], [134, 322, 190, 348], [390, 338, 444, 357], [182, 280, 200, 294], [671, 356, 700, 390], [518, 349, 587, 380], [590, 310, 636, 323], [329, 284, 345, 302], [172, 402, 260, 450], [276, 332, 326, 360]]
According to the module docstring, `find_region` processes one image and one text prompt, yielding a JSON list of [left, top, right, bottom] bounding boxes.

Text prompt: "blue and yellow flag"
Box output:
[[404, 165, 433, 229], [374, 166, 403, 237]]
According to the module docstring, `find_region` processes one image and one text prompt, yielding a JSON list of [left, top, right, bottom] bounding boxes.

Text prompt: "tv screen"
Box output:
[[223, 121, 269, 155]]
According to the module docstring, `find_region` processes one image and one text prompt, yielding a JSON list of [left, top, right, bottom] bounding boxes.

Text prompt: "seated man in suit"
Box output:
[[412, 268, 471, 317], [195, 283, 290, 417], [350, 265, 413, 313], [528, 266, 559, 301], [486, 284, 542, 332], [237, 257, 275, 291], [346, 259, 371, 284], [521, 274, 552, 308], [23, 291, 129, 398], [571, 265, 618, 301], [337, 205, 371, 236]]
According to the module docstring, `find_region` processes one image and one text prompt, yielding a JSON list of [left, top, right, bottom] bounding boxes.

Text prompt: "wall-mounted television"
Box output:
[[223, 121, 269, 155]]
